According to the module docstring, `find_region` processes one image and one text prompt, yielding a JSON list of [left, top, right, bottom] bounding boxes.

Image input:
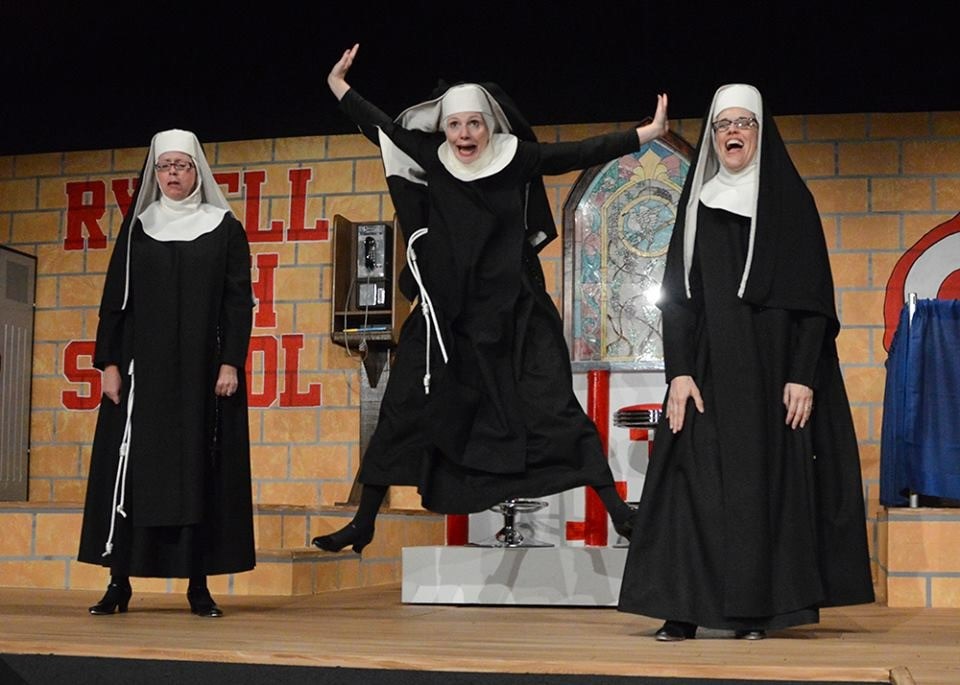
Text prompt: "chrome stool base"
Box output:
[[471, 498, 554, 548]]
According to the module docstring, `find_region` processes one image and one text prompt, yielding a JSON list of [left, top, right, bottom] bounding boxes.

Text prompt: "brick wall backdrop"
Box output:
[[3, 110, 960, 595]]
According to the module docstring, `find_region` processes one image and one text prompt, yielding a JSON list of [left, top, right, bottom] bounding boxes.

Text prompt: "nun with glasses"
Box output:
[[617, 84, 874, 641], [78, 129, 255, 618], [311, 44, 669, 554]]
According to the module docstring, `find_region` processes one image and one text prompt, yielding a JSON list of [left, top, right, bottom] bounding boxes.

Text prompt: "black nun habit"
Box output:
[[337, 83, 641, 514], [78, 129, 255, 578], [617, 85, 874, 633]]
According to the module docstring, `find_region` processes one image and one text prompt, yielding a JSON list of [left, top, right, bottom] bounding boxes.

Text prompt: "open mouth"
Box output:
[[725, 139, 744, 151], [457, 144, 478, 157]]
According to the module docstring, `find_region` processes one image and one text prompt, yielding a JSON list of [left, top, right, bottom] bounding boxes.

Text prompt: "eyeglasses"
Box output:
[[154, 161, 195, 173], [711, 117, 758, 133]]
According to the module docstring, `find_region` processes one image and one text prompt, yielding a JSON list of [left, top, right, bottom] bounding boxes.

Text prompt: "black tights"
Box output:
[[347, 483, 388, 530]]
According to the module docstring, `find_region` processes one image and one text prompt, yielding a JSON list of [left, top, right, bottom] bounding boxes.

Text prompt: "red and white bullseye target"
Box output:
[[884, 213, 960, 350]]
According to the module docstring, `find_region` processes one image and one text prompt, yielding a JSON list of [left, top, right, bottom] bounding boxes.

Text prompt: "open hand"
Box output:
[[328, 43, 359, 100], [665, 374, 703, 433], [636, 93, 669, 145]]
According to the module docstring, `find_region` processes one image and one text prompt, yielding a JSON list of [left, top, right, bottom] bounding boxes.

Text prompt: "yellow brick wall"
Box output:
[[4, 112, 960, 600]]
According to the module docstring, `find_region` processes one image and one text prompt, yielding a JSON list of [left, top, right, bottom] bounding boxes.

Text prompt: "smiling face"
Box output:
[[713, 106, 759, 173], [156, 151, 198, 200], [443, 112, 490, 164]]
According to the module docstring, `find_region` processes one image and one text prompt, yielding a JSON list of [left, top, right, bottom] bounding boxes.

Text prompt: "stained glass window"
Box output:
[[563, 133, 693, 370]]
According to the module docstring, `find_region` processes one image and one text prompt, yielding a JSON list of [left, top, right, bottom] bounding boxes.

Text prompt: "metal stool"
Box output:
[[613, 403, 662, 436], [472, 498, 553, 548]]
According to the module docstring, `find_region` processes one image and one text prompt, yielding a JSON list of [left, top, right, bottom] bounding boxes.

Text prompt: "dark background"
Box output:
[[2, 2, 955, 155]]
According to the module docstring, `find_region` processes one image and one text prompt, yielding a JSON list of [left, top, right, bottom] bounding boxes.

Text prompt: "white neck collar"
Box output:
[[437, 133, 518, 181], [700, 161, 759, 218], [139, 176, 226, 241]]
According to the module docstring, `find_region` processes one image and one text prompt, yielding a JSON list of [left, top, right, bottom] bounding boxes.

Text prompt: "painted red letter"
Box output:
[[61, 340, 100, 410], [251, 253, 278, 329], [279, 334, 322, 407], [64, 181, 107, 250], [285, 168, 330, 242]]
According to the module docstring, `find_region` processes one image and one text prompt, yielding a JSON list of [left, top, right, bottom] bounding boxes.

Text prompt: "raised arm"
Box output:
[[328, 43, 359, 101], [534, 93, 670, 176], [329, 42, 438, 169]]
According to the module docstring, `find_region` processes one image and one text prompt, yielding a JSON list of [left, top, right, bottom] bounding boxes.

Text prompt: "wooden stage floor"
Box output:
[[0, 585, 957, 684]]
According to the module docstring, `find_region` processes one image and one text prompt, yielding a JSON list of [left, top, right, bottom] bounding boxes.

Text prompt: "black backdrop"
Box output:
[[3, 2, 957, 155]]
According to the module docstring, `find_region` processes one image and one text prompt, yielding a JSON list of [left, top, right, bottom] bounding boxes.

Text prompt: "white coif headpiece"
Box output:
[[153, 129, 200, 161], [713, 84, 762, 119], [440, 84, 496, 132]]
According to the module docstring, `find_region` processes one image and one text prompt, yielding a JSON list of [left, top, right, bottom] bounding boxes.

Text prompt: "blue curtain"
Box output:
[[880, 299, 960, 506]]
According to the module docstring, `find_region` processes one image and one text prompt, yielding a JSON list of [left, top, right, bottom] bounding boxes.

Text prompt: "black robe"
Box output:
[[618, 101, 874, 630], [78, 213, 255, 578], [341, 89, 638, 513]]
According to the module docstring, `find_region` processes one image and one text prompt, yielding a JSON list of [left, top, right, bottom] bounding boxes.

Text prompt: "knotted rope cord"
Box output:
[[103, 359, 135, 556], [406, 228, 448, 394]]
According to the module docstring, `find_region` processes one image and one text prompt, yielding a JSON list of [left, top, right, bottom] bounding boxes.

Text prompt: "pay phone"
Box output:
[[355, 223, 388, 309], [330, 215, 410, 352]]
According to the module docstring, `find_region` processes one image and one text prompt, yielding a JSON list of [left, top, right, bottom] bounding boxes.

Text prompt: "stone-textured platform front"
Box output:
[[0, 503, 444, 595], [402, 546, 627, 606], [879, 507, 960, 608]]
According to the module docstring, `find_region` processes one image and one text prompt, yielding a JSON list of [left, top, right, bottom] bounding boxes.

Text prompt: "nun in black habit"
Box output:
[[312, 44, 669, 553], [617, 84, 874, 640], [78, 129, 255, 617]]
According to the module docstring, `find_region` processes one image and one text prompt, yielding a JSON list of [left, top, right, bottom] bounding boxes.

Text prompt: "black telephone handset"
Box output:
[[363, 236, 378, 272]]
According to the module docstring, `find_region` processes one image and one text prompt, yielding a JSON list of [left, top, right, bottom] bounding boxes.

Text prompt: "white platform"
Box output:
[[401, 546, 628, 606]]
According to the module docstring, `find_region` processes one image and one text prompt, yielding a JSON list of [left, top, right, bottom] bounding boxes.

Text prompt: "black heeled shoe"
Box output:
[[654, 620, 697, 641], [734, 629, 766, 640], [89, 582, 132, 615], [187, 587, 223, 618], [311, 522, 374, 554]]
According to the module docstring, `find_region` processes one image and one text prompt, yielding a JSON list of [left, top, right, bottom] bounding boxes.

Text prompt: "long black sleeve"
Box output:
[[338, 88, 436, 167], [93, 221, 132, 370], [661, 300, 701, 383], [788, 312, 828, 388], [338, 88, 393, 138], [218, 217, 254, 369], [661, 238, 703, 383], [533, 129, 639, 176]]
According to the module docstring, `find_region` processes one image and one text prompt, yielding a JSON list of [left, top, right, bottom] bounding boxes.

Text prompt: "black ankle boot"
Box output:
[[187, 587, 223, 618], [89, 581, 132, 615], [311, 522, 374, 554], [654, 620, 697, 641]]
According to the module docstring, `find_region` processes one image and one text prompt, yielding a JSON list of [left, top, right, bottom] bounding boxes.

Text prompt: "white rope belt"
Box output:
[[406, 228, 448, 394], [103, 359, 134, 557]]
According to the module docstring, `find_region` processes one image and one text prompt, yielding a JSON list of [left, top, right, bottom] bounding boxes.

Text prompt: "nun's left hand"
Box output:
[[783, 382, 814, 429], [651, 93, 669, 134], [215, 364, 239, 397], [635, 93, 669, 145]]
